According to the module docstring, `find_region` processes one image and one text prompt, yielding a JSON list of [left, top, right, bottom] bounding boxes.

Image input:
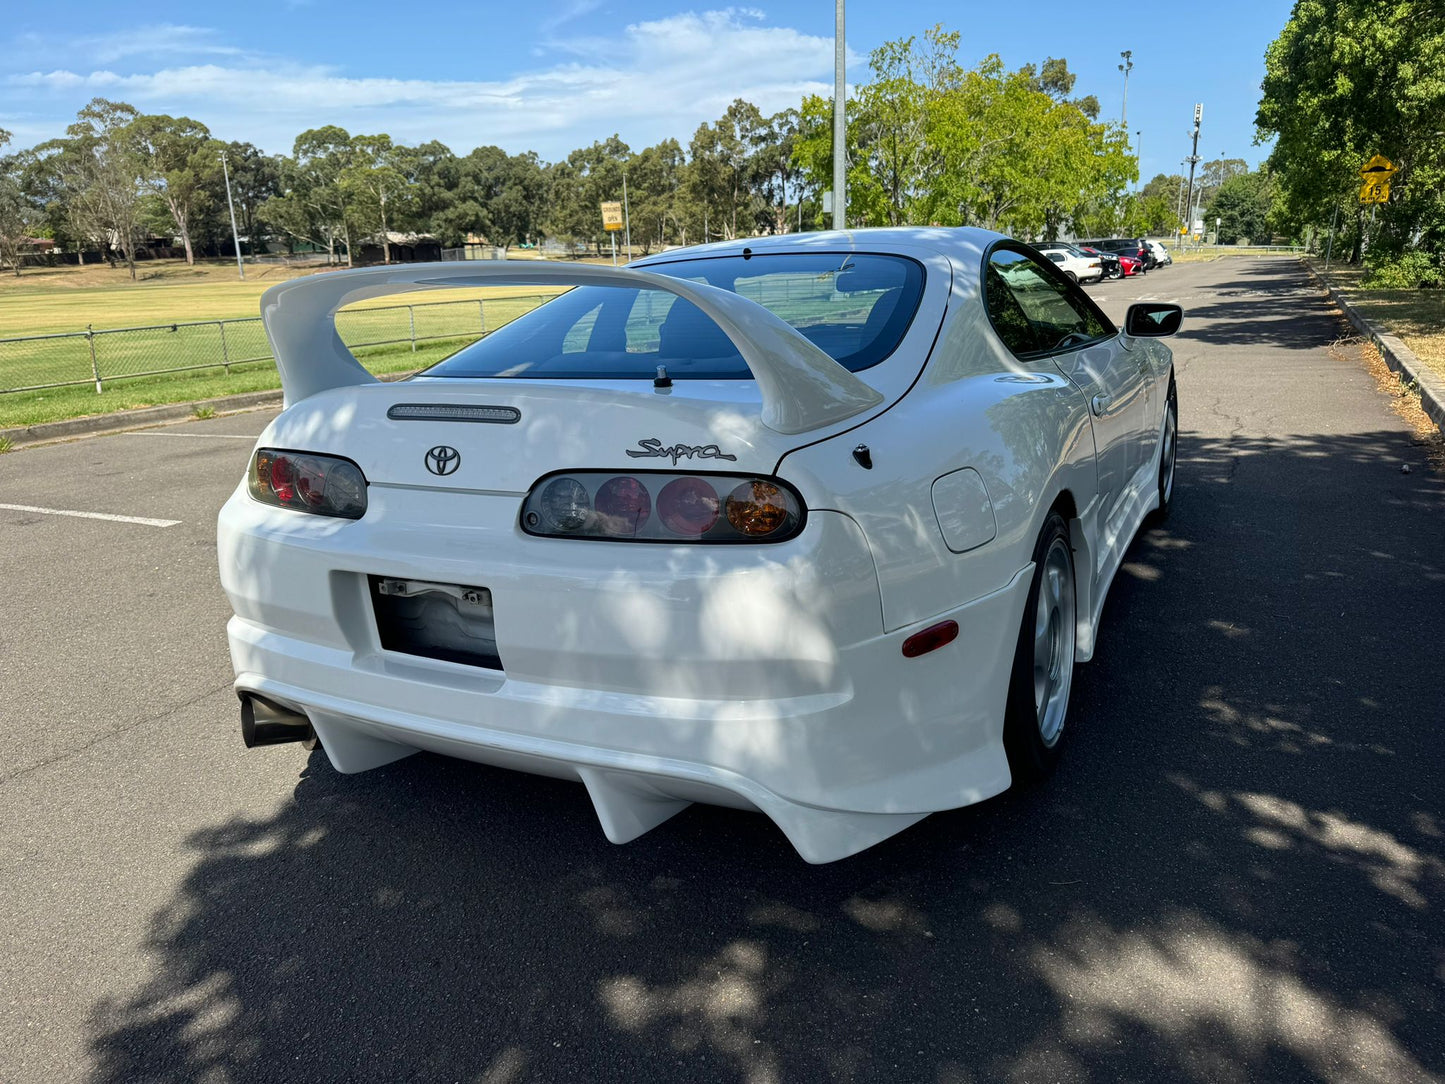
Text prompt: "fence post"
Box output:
[[409, 305, 417, 352], [87, 324, 102, 393], [478, 299, 486, 336], [219, 320, 231, 374]]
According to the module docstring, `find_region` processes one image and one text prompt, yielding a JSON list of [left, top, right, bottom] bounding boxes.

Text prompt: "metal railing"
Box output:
[[0, 295, 554, 395]]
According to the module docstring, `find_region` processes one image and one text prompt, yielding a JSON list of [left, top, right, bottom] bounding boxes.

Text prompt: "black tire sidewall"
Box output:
[[1003, 512, 1074, 782]]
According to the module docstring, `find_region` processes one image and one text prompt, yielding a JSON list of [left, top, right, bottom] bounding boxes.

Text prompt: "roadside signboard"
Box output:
[[600, 202, 624, 231], [1359, 155, 1396, 205]]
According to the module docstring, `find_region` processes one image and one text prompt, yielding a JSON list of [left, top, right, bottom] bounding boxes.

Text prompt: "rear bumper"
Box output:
[[219, 484, 1029, 862]]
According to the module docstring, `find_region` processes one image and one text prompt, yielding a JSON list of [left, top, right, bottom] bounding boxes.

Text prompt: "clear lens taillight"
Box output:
[[522, 472, 804, 543], [248, 449, 368, 519]]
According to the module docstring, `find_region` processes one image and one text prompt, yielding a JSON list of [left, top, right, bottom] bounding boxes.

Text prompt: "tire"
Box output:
[[1065, 271, 1077, 283], [1003, 513, 1077, 782], [1152, 375, 1178, 521]]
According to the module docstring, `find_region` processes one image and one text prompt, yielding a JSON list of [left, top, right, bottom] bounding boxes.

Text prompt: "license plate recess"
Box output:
[[368, 576, 502, 670]]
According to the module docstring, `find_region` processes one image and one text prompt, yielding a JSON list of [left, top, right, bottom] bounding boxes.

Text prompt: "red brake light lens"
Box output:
[[249, 449, 367, 519], [657, 477, 721, 536]]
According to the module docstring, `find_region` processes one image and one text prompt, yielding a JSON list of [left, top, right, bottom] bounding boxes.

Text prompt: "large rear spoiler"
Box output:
[[260, 262, 885, 435]]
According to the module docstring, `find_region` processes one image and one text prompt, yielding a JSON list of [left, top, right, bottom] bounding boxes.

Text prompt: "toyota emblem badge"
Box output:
[[424, 445, 461, 476]]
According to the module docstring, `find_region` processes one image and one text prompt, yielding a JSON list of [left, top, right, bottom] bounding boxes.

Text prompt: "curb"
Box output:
[[1, 389, 284, 449], [1301, 258, 1445, 435]]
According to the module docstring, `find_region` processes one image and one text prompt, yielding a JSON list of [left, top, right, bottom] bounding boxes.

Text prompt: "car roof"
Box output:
[[632, 226, 1006, 291]]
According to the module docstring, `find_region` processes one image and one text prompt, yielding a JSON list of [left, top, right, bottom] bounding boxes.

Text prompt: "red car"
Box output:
[[1116, 254, 1143, 277]]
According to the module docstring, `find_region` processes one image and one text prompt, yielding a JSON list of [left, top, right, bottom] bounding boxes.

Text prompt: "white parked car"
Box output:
[[1146, 240, 1173, 266], [1037, 246, 1105, 284], [218, 228, 1182, 863]]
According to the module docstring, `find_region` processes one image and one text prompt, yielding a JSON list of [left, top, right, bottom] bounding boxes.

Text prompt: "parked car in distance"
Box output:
[[1116, 253, 1144, 277], [1079, 238, 1153, 271], [1037, 242, 1120, 281], [218, 228, 1183, 864], [1038, 246, 1104, 284], [1146, 240, 1173, 266], [1072, 245, 1123, 279]]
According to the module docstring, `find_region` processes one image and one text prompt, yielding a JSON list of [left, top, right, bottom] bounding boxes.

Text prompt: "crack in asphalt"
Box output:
[[0, 680, 236, 789]]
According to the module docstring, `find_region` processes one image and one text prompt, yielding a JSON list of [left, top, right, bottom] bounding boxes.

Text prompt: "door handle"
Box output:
[[1091, 393, 1112, 416]]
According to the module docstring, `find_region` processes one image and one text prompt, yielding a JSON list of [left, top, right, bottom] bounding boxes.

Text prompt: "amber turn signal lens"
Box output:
[[725, 480, 790, 536]]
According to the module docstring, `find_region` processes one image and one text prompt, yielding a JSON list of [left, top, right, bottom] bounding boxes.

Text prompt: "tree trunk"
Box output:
[[379, 195, 391, 264]]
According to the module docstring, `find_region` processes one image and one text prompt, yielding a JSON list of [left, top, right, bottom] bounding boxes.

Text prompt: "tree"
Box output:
[[1207, 169, 1278, 244], [342, 133, 417, 262], [213, 143, 283, 256], [260, 127, 355, 264], [39, 99, 145, 277], [127, 114, 218, 265], [0, 129, 41, 276], [1257, 0, 1445, 262]]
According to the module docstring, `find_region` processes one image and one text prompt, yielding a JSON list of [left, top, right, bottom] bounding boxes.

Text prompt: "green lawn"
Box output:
[[0, 338, 477, 429], [0, 259, 566, 429]]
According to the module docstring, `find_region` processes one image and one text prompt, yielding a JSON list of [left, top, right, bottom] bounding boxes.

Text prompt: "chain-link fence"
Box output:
[[0, 295, 554, 395]]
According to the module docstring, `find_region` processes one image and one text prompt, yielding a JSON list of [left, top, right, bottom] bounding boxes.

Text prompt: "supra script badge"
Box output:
[[626, 438, 738, 466]]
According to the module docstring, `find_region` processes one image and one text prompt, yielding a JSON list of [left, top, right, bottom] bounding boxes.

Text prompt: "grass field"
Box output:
[[1307, 259, 1445, 385], [0, 258, 574, 430]]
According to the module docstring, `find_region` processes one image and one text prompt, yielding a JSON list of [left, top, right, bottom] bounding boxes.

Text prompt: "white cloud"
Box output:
[[74, 25, 246, 64], [3, 10, 849, 158]]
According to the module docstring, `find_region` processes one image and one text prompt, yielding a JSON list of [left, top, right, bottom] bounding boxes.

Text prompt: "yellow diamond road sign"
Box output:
[[1359, 156, 1396, 204]]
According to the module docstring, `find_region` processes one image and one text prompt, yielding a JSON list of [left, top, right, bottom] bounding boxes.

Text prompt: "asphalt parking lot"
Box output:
[[2, 257, 1443, 1083]]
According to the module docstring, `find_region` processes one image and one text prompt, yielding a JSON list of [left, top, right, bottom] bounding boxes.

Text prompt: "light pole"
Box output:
[[1136, 130, 1143, 190], [1180, 103, 1202, 250], [1118, 50, 1133, 127], [220, 149, 245, 280], [832, 0, 847, 230]]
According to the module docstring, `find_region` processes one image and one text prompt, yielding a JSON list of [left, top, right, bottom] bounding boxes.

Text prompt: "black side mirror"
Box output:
[[1125, 303, 1183, 337]]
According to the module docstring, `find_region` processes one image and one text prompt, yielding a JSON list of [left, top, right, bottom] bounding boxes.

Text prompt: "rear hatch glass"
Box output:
[[421, 252, 924, 381]]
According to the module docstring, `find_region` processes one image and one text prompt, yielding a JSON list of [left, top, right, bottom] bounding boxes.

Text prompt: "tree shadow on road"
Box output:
[[86, 425, 1445, 1083]]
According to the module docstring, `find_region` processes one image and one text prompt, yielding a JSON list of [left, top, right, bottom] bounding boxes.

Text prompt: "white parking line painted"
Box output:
[[0, 503, 181, 528], [122, 432, 258, 440]]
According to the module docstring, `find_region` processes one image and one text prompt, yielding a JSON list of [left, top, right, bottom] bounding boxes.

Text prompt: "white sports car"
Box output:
[[218, 228, 1181, 863]]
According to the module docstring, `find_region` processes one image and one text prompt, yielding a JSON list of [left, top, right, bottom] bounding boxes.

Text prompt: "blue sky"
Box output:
[[3, 1, 1293, 180]]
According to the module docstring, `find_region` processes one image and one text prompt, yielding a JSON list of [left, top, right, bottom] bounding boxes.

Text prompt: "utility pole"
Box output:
[[1118, 50, 1133, 127], [622, 171, 632, 262], [1136, 130, 1143, 190], [1180, 103, 1202, 250], [832, 0, 846, 230], [220, 149, 245, 280]]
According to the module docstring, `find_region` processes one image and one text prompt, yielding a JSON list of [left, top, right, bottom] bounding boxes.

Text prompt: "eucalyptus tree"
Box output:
[[0, 129, 40, 276], [127, 113, 218, 265], [260, 126, 355, 264], [343, 133, 419, 262], [36, 99, 145, 276]]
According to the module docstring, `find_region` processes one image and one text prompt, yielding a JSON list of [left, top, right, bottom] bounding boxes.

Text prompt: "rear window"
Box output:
[[420, 252, 924, 380]]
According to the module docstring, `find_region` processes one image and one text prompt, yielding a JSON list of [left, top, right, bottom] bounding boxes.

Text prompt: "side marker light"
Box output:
[[901, 620, 959, 658]]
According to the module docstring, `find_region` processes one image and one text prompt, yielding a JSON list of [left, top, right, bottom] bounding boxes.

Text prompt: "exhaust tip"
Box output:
[[239, 692, 317, 748]]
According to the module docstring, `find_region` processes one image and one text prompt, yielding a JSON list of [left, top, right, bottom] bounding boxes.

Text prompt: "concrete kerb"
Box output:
[[1301, 258, 1445, 435]]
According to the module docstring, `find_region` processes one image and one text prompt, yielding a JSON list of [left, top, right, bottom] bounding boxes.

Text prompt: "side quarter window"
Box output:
[[983, 247, 1114, 357]]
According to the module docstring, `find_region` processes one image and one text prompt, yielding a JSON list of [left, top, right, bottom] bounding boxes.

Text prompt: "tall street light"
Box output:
[[1118, 50, 1133, 128], [1136, 130, 1143, 190], [220, 149, 245, 281], [832, 0, 846, 230]]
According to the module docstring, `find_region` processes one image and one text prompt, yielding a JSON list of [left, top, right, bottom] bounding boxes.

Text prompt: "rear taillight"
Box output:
[[522, 471, 805, 543], [248, 449, 368, 519]]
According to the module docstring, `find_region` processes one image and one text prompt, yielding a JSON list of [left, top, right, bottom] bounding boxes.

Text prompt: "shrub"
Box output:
[[1362, 249, 1444, 289]]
